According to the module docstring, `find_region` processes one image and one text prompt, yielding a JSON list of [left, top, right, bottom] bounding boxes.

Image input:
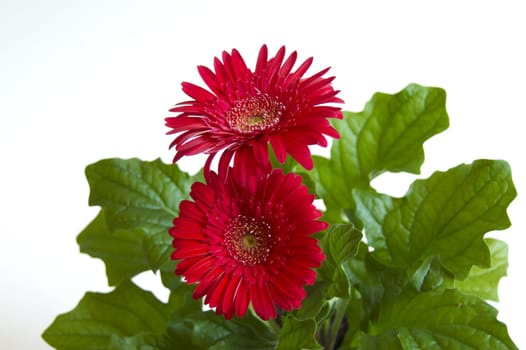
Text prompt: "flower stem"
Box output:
[[325, 298, 349, 350], [265, 317, 281, 334]]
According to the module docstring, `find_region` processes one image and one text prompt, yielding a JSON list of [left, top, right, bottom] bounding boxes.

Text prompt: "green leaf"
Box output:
[[108, 334, 165, 350], [268, 147, 301, 174], [349, 84, 449, 177], [161, 262, 202, 316], [276, 316, 322, 350], [42, 281, 174, 350], [344, 244, 386, 328], [348, 191, 396, 250], [79, 158, 199, 284], [77, 212, 148, 285], [410, 238, 509, 301], [312, 84, 449, 222], [354, 159, 516, 279], [363, 289, 517, 349], [166, 311, 278, 350], [77, 211, 174, 285], [268, 149, 318, 197], [142, 228, 173, 271], [344, 243, 409, 332], [292, 281, 330, 321], [318, 224, 362, 298], [85, 158, 195, 232], [410, 256, 453, 292], [397, 327, 425, 350], [209, 316, 278, 350], [455, 238, 509, 301]]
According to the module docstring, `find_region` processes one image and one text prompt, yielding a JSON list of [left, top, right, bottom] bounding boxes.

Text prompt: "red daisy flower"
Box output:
[[166, 44, 343, 177], [170, 166, 327, 320]]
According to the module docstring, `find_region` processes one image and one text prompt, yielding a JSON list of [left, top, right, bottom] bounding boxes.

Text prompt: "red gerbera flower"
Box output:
[[166, 44, 343, 177], [170, 166, 327, 320]]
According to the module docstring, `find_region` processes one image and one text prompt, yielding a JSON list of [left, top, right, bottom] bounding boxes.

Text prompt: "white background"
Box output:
[[1, 1, 525, 348]]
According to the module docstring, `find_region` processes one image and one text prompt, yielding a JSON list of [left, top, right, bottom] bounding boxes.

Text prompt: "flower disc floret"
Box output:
[[224, 215, 272, 266], [226, 94, 284, 134]]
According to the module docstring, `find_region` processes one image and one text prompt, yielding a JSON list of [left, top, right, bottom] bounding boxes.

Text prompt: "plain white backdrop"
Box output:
[[1, 1, 525, 348]]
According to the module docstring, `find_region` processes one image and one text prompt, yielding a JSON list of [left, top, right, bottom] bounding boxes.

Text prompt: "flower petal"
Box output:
[[250, 282, 276, 320]]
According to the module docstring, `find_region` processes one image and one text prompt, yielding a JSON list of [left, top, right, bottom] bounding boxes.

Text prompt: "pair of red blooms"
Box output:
[[167, 45, 343, 320]]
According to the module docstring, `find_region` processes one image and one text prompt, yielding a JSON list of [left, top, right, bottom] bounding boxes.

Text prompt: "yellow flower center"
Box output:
[[242, 234, 258, 249], [224, 215, 272, 266], [226, 94, 284, 133]]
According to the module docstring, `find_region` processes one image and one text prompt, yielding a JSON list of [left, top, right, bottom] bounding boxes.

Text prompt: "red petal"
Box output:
[[173, 256, 201, 275], [269, 135, 287, 163], [218, 149, 235, 180], [284, 262, 318, 285], [288, 252, 325, 268], [255, 44, 268, 76], [169, 223, 203, 239], [235, 279, 250, 317], [177, 255, 214, 282], [221, 273, 242, 317], [286, 56, 313, 85], [221, 50, 237, 83], [290, 221, 328, 236], [286, 140, 313, 169], [178, 200, 205, 221], [233, 146, 265, 188], [285, 129, 327, 147], [194, 267, 224, 298], [278, 50, 297, 79], [214, 56, 229, 85], [189, 182, 215, 208], [175, 136, 214, 156], [267, 46, 286, 83], [203, 153, 216, 183], [250, 282, 276, 320], [299, 67, 331, 89], [252, 140, 271, 174], [223, 307, 235, 320], [231, 48, 250, 78], [172, 242, 208, 259], [165, 116, 207, 133], [198, 65, 222, 95], [287, 237, 319, 248], [168, 129, 208, 149], [181, 82, 216, 103], [208, 272, 230, 309], [268, 277, 306, 311]]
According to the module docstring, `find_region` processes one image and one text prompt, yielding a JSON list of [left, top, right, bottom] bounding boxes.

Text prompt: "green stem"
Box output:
[[264, 317, 281, 334], [326, 298, 349, 350]]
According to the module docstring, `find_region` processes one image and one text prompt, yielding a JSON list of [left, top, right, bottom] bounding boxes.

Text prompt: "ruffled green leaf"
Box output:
[[77, 211, 174, 285], [166, 311, 278, 350], [77, 212, 149, 285], [79, 158, 199, 284], [361, 289, 517, 349], [85, 158, 197, 231], [344, 243, 409, 332], [42, 281, 174, 350], [354, 159, 516, 279], [292, 281, 331, 321], [108, 334, 165, 350], [318, 224, 362, 298], [276, 316, 322, 350], [455, 238, 509, 301], [312, 84, 449, 222], [161, 261, 202, 316]]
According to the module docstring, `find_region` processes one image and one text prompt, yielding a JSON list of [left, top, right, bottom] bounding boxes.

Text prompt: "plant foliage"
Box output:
[[43, 84, 518, 349]]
